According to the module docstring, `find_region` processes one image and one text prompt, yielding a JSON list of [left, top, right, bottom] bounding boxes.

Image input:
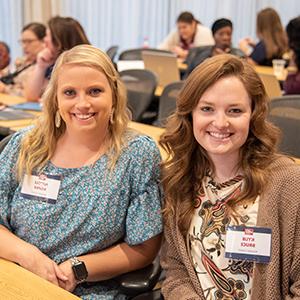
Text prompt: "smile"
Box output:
[[72, 113, 96, 120], [208, 131, 232, 139]]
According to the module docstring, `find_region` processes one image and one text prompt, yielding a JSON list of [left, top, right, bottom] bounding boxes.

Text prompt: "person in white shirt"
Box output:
[[158, 11, 214, 60]]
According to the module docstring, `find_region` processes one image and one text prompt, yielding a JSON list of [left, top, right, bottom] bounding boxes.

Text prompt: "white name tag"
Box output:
[[21, 174, 61, 204], [225, 225, 272, 263]]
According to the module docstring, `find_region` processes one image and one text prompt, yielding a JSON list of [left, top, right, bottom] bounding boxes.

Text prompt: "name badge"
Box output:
[[225, 225, 272, 263], [21, 174, 61, 204]]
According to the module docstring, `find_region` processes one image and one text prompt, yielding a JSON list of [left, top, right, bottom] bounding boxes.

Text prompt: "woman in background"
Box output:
[[160, 54, 300, 299], [0, 22, 46, 96], [24, 16, 89, 101], [0, 41, 10, 77], [158, 11, 214, 60], [284, 16, 300, 95], [239, 7, 288, 66]]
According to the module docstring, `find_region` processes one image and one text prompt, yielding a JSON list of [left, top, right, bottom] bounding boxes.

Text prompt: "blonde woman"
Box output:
[[160, 54, 300, 299], [0, 45, 162, 299], [239, 7, 288, 66]]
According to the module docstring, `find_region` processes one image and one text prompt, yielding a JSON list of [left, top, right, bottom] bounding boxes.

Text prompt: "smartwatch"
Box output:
[[70, 257, 88, 283]]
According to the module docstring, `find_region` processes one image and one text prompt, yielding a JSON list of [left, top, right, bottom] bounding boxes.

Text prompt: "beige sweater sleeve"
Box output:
[[285, 186, 300, 299], [161, 216, 200, 300]]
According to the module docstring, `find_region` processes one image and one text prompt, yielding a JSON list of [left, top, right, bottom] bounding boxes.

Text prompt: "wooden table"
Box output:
[[0, 93, 39, 135], [254, 65, 291, 81], [0, 258, 80, 300]]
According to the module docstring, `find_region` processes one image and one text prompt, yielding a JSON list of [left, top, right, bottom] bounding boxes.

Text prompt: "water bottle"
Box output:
[[142, 37, 149, 48]]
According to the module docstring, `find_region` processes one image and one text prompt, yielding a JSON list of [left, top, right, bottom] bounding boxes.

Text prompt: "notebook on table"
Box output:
[[0, 108, 35, 120], [142, 51, 180, 88], [9, 102, 42, 111]]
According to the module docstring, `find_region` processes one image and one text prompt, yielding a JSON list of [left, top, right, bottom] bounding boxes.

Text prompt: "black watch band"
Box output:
[[70, 257, 88, 283]]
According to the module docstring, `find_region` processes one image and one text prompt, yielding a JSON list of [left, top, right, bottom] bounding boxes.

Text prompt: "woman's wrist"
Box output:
[[14, 242, 39, 267]]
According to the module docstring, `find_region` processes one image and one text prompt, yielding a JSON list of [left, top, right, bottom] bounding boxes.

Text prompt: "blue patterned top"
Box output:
[[0, 129, 163, 299]]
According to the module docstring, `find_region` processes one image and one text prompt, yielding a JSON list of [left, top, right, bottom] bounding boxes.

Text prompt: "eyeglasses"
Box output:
[[18, 39, 39, 45]]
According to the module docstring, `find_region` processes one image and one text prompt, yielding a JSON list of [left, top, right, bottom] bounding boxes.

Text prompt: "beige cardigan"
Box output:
[[161, 157, 300, 300]]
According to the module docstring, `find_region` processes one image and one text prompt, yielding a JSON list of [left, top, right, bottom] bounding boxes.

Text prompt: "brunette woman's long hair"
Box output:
[[256, 7, 288, 59], [159, 54, 280, 234]]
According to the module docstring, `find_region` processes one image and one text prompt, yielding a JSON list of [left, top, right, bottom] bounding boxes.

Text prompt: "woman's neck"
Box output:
[[51, 130, 109, 168], [210, 153, 241, 183]]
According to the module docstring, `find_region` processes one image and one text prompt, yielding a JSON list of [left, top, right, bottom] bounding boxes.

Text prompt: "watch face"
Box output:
[[73, 262, 88, 281]]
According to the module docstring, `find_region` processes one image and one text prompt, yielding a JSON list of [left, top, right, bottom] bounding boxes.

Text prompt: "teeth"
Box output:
[[209, 132, 231, 139], [74, 113, 94, 120]]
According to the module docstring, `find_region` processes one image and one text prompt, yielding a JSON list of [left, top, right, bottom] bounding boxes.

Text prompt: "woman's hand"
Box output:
[[58, 259, 77, 292], [239, 37, 256, 56], [0, 81, 7, 93], [172, 46, 188, 59], [19, 244, 68, 286], [36, 48, 56, 69]]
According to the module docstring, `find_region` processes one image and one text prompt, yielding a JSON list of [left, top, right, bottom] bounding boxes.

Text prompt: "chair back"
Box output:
[[120, 69, 157, 121], [185, 46, 212, 66], [268, 95, 300, 157], [0, 134, 12, 154], [154, 81, 184, 127], [119, 48, 172, 61], [106, 46, 119, 62], [258, 73, 282, 100]]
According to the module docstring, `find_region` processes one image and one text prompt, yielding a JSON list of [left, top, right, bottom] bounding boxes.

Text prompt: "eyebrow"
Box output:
[[199, 100, 247, 107]]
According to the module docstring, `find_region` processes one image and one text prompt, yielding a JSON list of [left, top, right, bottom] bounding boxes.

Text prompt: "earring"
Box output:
[[109, 110, 114, 125], [55, 110, 61, 128]]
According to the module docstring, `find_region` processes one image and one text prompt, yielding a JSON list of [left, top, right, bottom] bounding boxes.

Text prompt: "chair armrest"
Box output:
[[115, 257, 161, 297]]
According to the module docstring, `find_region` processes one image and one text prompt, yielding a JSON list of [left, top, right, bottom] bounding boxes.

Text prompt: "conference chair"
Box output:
[[185, 46, 212, 66], [268, 95, 300, 157], [0, 133, 12, 152], [183, 46, 212, 78], [258, 73, 282, 100], [153, 81, 184, 127], [116, 256, 163, 299], [120, 69, 157, 122], [106, 45, 119, 62], [119, 48, 172, 61]]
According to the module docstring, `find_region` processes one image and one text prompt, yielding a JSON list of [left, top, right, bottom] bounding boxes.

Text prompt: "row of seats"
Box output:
[[120, 69, 183, 125]]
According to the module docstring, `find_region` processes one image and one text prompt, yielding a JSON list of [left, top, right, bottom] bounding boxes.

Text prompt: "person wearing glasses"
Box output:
[[0, 23, 46, 96], [0, 41, 10, 77]]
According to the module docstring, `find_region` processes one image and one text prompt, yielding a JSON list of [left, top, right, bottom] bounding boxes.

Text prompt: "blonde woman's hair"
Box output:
[[256, 7, 288, 59], [17, 44, 130, 179], [159, 54, 280, 234]]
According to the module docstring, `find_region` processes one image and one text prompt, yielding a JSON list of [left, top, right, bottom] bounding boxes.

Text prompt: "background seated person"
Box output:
[[0, 41, 10, 77], [284, 16, 300, 95], [185, 18, 244, 77], [158, 11, 214, 60], [0, 45, 162, 299], [160, 54, 300, 299], [239, 7, 288, 66], [24, 16, 90, 101], [0, 22, 46, 96]]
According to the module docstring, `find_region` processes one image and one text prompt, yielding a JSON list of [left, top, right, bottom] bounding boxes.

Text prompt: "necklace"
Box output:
[[207, 173, 244, 191]]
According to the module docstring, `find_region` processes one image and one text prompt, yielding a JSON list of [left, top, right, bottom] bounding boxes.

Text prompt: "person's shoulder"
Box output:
[[127, 134, 159, 155], [268, 155, 300, 182], [197, 23, 211, 32], [8, 126, 32, 144]]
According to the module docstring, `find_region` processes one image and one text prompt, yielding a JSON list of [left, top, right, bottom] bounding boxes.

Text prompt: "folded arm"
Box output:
[[161, 216, 200, 300]]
